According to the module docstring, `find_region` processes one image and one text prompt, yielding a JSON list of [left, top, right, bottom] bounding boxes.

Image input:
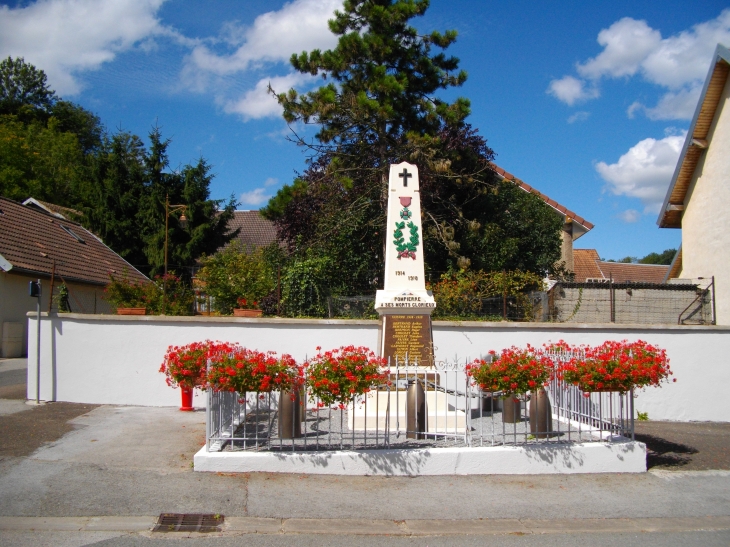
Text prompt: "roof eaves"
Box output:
[[657, 44, 730, 228]]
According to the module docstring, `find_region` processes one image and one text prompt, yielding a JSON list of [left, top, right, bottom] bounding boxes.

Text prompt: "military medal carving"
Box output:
[[394, 195, 419, 259]]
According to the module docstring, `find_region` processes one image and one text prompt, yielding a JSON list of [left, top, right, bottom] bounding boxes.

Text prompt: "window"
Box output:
[[60, 224, 85, 244]]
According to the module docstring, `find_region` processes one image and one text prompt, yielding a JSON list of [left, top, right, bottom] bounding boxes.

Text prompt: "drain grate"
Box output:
[[153, 513, 224, 533]]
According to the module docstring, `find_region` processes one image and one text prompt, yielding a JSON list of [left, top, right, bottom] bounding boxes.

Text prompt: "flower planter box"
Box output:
[[233, 309, 263, 318], [116, 307, 147, 315]]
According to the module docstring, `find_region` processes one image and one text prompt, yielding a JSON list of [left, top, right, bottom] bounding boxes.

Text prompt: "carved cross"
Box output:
[[399, 168, 412, 187]]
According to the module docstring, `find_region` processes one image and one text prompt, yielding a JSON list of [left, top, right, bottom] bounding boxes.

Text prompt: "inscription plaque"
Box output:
[[381, 314, 433, 367]]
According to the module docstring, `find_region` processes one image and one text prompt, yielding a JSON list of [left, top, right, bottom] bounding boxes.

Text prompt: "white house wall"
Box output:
[[680, 73, 730, 324], [1, 272, 109, 356], [26, 314, 730, 422]]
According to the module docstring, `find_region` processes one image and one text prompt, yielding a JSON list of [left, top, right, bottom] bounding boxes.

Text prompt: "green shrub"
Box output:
[[196, 243, 275, 315]]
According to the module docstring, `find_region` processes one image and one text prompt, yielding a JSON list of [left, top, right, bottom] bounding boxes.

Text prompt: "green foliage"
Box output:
[[639, 249, 677, 265], [426, 178, 564, 275], [104, 271, 194, 315], [152, 274, 195, 316], [276, 0, 470, 149], [196, 243, 275, 315], [266, 3, 564, 298], [280, 253, 335, 318], [609, 249, 677, 265], [136, 127, 237, 278], [0, 57, 56, 118], [0, 116, 85, 204], [0, 56, 236, 280], [637, 411, 649, 421], [55, 284, 71, 313], [104, 272, 151, 310], [429, 269, 545, 320]]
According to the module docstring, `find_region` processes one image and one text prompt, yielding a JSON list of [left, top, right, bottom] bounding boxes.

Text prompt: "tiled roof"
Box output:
[[572, 248, 670, 283], [573, 249, 603, 281], [225, 210, 278, 250], [0, 197, 148, 286], [489, 163, 594, 231], [597, 262, 670, 284]]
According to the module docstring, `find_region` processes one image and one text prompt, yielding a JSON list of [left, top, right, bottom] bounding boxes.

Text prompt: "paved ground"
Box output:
[[1, 357, 730, 546]]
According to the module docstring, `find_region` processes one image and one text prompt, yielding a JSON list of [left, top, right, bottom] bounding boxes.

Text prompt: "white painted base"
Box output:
[[194, 441, 647, 475], [348, 390, 467, 432]]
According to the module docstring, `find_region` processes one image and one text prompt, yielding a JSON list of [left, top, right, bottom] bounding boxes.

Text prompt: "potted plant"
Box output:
[[105, 272, 150, 315], [207, 346, 304, 437], [466, 345, 554, 424], [233, 298, 263, 317], [560, 340, 673, 395], [305, 346, 389, 409], [207, 346, 303, 394], [160, 341, 212, 410]]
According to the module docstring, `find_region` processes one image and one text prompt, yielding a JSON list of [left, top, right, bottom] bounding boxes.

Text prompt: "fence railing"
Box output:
[[205, 356, 634, 453]]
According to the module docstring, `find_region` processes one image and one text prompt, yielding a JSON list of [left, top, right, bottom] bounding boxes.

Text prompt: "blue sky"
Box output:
[[1, 0, 729, 261]]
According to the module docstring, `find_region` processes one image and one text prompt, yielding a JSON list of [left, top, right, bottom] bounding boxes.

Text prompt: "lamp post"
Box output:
[[164, 194, 188, 313]]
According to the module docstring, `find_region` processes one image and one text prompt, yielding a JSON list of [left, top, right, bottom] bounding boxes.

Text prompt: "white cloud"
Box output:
[[548, 9, 730, 119], [567, 111, 590, 124], [239, 177, 280, 207], [618, 209, 641, 223], [240, 188, 273, 207], [223, 72, 313, 120], [596, 133, 686, 213], [628, 85, 702, 120], [183, 0, 339, 87], [0, 0, 180, 95], [547, 76, 599, 106], [577, 18, 661, 80], [178, 0, 340, 121]]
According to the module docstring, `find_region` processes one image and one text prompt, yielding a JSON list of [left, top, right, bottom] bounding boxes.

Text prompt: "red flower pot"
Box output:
[[180, 387, 194, 411], [233, 309, 263, 317]]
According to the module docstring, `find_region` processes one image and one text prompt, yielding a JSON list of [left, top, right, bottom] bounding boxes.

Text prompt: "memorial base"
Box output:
[[348, 389, 468, 433]]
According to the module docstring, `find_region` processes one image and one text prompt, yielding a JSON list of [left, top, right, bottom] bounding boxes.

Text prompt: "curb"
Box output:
[[1, 515, 730, 536]]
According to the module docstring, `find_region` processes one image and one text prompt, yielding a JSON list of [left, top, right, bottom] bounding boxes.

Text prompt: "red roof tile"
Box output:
[[0, 197, 147, 286], [573, 249, 603, 281], [572, 248, 670, 283], [597, 261, 670, 284]]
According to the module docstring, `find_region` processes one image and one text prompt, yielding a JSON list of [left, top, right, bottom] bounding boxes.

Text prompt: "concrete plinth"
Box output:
[[194, 440, 647, 475], [348, 390, 467, 433]]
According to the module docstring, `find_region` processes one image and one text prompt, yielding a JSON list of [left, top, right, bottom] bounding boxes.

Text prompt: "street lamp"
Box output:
[[163, 194, 188, 314], [164, 194, 188, 276]]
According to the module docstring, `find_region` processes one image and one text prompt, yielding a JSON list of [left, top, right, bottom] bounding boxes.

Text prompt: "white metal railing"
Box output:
[[206, 357, 634, 453]]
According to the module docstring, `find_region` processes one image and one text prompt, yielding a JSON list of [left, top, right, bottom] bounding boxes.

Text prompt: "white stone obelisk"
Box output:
[[376, 162, 435, 365]]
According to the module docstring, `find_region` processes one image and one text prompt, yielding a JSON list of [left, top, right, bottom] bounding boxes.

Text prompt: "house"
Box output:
[[657, 44, 730, 325], [0, 197, 148, 357], [224, 210, 278, 251], [572, 249, 670, 283], [489, 164, 594, 273]]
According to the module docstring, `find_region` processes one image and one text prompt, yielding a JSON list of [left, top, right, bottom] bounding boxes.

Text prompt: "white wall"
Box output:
[[681, 74, 730, 324], [1, 272, 109, 356], [27, 313, 730, 421]]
